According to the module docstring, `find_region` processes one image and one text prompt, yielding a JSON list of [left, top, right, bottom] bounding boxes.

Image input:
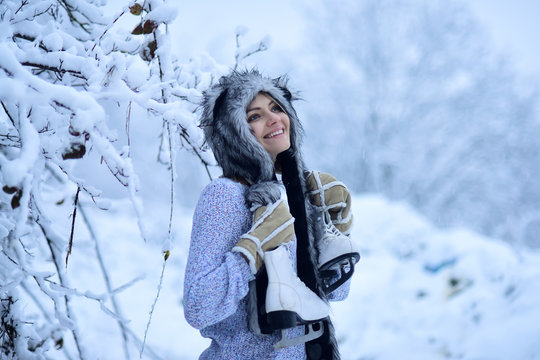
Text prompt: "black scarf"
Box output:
[[277, 149, 340, 360]]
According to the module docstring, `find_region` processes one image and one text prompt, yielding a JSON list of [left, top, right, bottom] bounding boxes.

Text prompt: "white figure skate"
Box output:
[[264, 245, 327, 349], [318, 214, 360, 294]]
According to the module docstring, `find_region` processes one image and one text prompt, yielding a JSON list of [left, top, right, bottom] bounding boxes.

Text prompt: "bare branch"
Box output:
[[58, 0, 91, 33], [1, 101, 16, 127], [65, 186, 80, 267], [32, 196, 86, 359], [21, 61, 87, 80], [90, 8, 128, 53], [140, 253, 168, 360], [78, 204, 132, 360]]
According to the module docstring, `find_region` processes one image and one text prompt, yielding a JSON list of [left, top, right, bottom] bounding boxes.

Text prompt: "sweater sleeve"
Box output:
[[326, 277, 351, 301], [183, 179, 255, 330]]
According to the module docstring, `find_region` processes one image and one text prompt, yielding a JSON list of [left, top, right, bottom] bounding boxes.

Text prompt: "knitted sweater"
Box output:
[[183, 177, 350, 359]]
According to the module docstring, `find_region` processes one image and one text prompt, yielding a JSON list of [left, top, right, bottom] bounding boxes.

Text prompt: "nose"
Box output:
[[266, 111, 280, 126]]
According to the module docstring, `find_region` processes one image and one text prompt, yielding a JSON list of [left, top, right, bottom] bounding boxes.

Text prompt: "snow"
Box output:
[[332, 195, 540, 359], [145, 4, 179, 25], [2, 0, 540, 358], [0, 115, 39, 186], [20, 193, 538, 359]]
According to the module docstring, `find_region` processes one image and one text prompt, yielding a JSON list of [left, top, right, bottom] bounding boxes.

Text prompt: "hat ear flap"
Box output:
[[272, 76, 293, 102], [280, 86, 293, 102], [213, 88, 228, 120]]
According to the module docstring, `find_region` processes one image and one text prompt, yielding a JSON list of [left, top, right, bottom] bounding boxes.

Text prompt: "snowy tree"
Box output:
[[299, 0, 540, 247], [0, 0, 268, 358]]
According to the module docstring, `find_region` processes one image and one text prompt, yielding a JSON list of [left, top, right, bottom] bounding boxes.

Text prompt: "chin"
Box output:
[[264, 140, 291, 159], [274, 144, 291, 155]]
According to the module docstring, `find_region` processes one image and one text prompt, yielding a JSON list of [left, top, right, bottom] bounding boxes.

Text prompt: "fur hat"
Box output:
[[200, 69, 304, 184]]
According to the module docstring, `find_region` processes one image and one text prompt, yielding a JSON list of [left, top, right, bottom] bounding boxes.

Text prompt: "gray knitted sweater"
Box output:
[[183, 177, 349, 359]]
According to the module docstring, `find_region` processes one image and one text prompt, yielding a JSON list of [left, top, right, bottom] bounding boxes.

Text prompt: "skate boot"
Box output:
[[265, 245, 329, 327], [264, 246, 328, 348], [318, 214, 360, 295]]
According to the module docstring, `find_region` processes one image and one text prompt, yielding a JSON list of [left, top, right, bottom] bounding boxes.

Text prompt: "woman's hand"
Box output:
[[232, 182, 295, 273], [306, 171, 353, 235]]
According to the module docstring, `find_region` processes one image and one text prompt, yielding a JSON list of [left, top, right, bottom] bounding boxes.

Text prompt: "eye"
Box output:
[[247, 113, 260, 123], [271, 105, 283, 113]]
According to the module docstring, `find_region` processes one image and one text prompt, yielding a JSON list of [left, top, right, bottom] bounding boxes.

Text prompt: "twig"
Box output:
[[21, 61, 87, 80], [58, 0, 91, 33], [167, 121, 174, 238], [140, 26, 172, 359], [0, 133, 21, 147], [10, 3, 53, 23], [20, 281, 52, 323], [125, 327, 164, 360], [33, 196, 86, 360], [45, 161, 132, 358], [12, 33, 47, 53], [78, 204, 131, 360], [234, 32, 241, 71], [45, 160, 101, 198], [126, 101, 132, 157], [90, 7, 128, 53], [179, 132, 213, 180], [140, 254, 168, 359], [14, 0, 29, 15], [1, 101, 16, 126], [21, 282, 75, 359], [111, 275, 145, 295], [65, 186, 80, 267]]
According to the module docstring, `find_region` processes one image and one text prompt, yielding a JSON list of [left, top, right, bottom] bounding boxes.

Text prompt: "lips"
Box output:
[[264, 128, 284, 139]]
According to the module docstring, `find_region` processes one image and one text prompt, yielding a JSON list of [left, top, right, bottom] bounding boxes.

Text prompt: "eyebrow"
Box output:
[[246, 99, 276, 113]]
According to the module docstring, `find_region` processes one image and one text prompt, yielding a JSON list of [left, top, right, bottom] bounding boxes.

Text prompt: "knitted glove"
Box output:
[[233, 182, 295, 274], [306, 171, 353, 235]]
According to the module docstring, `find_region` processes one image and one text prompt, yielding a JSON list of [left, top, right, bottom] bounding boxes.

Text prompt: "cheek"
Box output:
[[282, 114, 290, 125], [283, 116, 291, 132], [249, 123, 263, 139]]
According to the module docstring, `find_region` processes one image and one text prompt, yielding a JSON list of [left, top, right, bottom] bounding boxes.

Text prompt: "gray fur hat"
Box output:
[[200, 69, 304, 184]]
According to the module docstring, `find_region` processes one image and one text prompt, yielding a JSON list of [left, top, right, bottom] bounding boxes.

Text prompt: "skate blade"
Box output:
[[319, 252, 360, 273], [267, 310, 327, 330], [319, 253, 360, 295], [273, 321, 325, 350]]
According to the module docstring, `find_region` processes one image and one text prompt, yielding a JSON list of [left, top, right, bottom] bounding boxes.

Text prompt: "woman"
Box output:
[[183, 70, 359, 359]]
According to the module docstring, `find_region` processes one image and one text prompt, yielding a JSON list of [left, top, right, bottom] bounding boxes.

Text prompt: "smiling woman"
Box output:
[[183, 70, 359, 359], [247, 93, 291, 161]]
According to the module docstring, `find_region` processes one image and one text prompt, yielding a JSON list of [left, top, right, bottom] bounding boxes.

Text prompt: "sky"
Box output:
[[166, 0, 540, 76], [169, 0, 306, 74]]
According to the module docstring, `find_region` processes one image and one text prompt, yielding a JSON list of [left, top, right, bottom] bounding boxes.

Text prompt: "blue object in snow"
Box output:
[[423, 257, 458, 273]]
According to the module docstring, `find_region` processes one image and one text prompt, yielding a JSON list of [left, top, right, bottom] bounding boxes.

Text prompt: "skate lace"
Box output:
[[321, 217, 344, 246], [325, 221, 341, 236], [284, 258, 316, 293]]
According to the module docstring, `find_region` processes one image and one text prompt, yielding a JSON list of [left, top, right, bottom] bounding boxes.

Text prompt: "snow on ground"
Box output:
[[333, 195, 540, 360], [47, 193, 540, 359]]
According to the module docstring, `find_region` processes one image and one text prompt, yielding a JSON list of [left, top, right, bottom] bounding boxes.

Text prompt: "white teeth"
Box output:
[[266, 129, 284, 138]]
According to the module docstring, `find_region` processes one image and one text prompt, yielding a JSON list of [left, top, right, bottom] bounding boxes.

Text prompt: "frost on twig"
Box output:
[[234, 26, 272, 70]]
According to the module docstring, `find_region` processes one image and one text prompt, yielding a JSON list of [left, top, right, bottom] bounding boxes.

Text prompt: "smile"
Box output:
[[264, 128, 284, 139]]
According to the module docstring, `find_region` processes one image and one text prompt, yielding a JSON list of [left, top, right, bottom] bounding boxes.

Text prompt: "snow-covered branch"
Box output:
[[1, 0, 268, 358]]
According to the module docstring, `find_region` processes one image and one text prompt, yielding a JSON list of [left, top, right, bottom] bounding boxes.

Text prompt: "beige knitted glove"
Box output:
[[306, 171, 353, 235], [232, 183, 295, 274]]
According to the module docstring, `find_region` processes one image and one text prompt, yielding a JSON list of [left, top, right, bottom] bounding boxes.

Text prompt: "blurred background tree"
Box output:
[[295, 0, 540, 248]]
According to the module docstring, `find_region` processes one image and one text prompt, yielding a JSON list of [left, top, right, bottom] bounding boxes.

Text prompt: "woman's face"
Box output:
[[246, 93, 291, 161]]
